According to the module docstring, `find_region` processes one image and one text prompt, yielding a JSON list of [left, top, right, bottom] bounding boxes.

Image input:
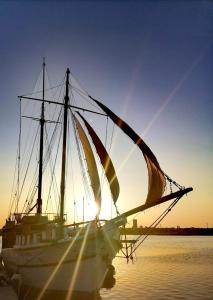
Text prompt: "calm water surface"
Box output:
[[101, 236, 213, 300], [1, 236, 213, 299]]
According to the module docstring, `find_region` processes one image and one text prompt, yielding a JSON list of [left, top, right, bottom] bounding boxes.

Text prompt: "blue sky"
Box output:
[[0, 0, 212, 227]]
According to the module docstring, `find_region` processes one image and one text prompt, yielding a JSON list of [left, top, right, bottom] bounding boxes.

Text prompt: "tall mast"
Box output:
[[60, 68, 70, 223], [37, 58, 45, 214]]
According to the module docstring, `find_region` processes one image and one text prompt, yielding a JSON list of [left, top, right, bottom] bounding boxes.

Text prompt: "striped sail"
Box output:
[[89, 95, 166, 206], [77, 112, 120, 203]]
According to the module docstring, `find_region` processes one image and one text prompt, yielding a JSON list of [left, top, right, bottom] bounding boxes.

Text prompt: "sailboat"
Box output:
[[1, 61, 192, 298]]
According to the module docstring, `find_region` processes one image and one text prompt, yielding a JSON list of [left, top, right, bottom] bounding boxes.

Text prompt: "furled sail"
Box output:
[[89, 95, 166, 205], [77, 112, 120, 203], [74, 116, 102, 215]]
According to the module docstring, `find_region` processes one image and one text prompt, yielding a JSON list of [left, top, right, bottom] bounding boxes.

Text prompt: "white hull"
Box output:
[[2, 223, 121, 295], [20, 255, 107, 293]]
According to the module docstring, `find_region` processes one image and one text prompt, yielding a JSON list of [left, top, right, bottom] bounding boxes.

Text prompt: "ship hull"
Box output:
[[1, 224, 121, 296], [19, 255, 108, 293]]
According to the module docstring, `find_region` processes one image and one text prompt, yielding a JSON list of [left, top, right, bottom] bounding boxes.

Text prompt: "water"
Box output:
[[1, 236, 213, 299], [100, 236, 213, 300]]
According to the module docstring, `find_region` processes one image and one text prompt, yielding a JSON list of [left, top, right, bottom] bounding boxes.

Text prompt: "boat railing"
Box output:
[[64, 219, 108, 228], [13, 212, 67, 223]]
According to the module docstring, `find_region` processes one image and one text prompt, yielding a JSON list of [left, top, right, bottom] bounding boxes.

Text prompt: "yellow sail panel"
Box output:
[[74, 117, 101, 215], [144, 155, 166, 205], [77, 112, 120, 203]]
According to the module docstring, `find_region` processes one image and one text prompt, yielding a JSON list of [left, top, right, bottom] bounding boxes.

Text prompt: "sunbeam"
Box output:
[[101, 225, 117, 257], [65, 222, 92, 300], [37, 227, 83, 300], [113, 45, 211, 179]]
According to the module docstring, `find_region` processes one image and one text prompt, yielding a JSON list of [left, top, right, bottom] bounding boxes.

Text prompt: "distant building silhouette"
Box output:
[[133, 219, 138, 229]]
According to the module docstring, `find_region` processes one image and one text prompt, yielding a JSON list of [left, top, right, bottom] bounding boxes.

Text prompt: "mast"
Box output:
[[60, 68, 70, 223], [37, 58, 45, 214]]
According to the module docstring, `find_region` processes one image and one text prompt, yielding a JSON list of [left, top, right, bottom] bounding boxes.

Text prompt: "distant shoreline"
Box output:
[[120, 227, 213, 236], [1, 227, 213, 237]]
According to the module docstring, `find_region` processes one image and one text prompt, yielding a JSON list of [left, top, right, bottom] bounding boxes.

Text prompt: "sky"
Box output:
[[0, 0, 212, 228]]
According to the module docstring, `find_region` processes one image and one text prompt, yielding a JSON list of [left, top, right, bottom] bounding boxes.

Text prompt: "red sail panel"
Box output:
[[77, 112, 120, 203], [74, 116, 102, 215], [89, 95, 166, 204]]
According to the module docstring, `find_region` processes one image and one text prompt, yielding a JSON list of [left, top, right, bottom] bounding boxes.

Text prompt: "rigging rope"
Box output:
[[8, 101, 21, 216], [69, 71, 104, 113], [23, 72, 65, 215], [122, 196, 182, 260], [20, 83, 64, 98], [22, 165, 38, 214], [17, 98, 22, 213], [165, 172, 183, 190], [14, 125, 39, 214], [69, 84, 79, 222], [44, 122, 62, 214]]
